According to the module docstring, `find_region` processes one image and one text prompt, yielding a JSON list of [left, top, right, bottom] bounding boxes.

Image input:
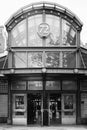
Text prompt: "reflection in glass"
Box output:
[[12, 81, 26, 90], [46, 81, 60, 90], [28, 15, 42, 46], [62, 19, 76, 46], [15, 96, 24, 109], [11, 15, 77, 47], [28, 52, 43, 67], [49, 94, 61, 123], [80, 81, 87, 90], [64, 95, 73, 109], [27, 93, 42, 124], [11, 20, 26, 47], [46, 52, 60, 67], [62, 51, 76, 68], [14, 52, 27, 68], [62, 81, 77, 90], [28, 81, 43, 90], [46, 15, 60, 46], [15, 95, 25, 115], [81, 94, 87, 118], [13, 51, 76, 68]]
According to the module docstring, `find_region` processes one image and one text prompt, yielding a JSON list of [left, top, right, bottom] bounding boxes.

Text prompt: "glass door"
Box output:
[[27, 93, 42, 125], [62, 94, 76, 124], [12, 94, 27, 125], [49, 93, 61, 125]]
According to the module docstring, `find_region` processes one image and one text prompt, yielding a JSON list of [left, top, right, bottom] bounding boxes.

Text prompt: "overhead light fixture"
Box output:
[[42, 67, 46, 73], [10, 69, 15, 74], [74, 68, 79, 73]]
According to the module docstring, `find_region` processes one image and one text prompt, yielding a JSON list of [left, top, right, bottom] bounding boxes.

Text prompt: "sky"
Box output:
[[0, 0, 87, 44]]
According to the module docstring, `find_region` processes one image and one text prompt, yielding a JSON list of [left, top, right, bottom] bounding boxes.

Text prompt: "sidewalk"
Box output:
[[0, 125, 87, 130]]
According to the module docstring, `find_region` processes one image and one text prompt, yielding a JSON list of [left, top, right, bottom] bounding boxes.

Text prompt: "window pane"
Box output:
[[46, 51, 76, 68], [28, 81, 43, 90], [62, 51, 76, 68], [62, 19, 76, 46], [0, 95, 8, 117], [14, 52, 27, 68], [28, 15, 43, 46], [64, 95, 73, 109], [11, 81, 26, 90], [81, 93, 87, 118], [11, 20, 26, 47], [46, 81, 60, 90], [45, 15, 60, 46], [46, 52, 60, 67], [0, 80, 8, 93], [15, 95, 25, 115], [28, 52, 43, 67], [80, 81, 87, 90], [62, 81, 77, 90]]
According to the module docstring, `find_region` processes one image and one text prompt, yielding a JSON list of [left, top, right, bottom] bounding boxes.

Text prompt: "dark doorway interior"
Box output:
[[27, 93, 42, 125], [49, 93, 61, 125], [43, 93, 49, 126]]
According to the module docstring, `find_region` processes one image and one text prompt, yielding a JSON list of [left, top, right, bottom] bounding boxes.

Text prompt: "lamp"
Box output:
[[74, 68, 79, 73], [42, 67, 46, 73], [10, 69, 15, 74]]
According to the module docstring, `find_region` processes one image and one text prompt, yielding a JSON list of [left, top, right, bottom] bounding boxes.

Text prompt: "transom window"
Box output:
[[13, 51, 76, 68]]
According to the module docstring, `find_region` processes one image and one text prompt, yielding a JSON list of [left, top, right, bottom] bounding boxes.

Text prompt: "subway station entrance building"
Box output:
[[1, 2, 87, 126]]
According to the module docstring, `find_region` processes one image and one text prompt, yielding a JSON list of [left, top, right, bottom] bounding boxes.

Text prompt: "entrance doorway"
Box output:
[[27, 93, 42, 125], [12, 93, 76, 125], [49, 93, 61, 125], [62, 94, 76, 124], [12, 94, 27, 125]]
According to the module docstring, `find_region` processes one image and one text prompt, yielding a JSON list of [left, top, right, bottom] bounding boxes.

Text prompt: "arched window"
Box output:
[[62, 19, 76, 46], [11, 20, 26, 47]]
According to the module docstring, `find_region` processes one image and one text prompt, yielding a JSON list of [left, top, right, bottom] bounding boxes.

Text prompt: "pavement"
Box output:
[[0, 125, 87, 130]]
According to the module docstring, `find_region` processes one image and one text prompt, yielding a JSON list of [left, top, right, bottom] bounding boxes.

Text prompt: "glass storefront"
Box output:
[[11, 80, 77, 125], [12, 92, 76, 125]]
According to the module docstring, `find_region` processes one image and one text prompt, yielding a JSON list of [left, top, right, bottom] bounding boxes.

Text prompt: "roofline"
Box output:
[[5, 1, 83, 30]]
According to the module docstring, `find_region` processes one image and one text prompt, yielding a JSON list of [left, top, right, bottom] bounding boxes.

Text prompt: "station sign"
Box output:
[[38, 23, 50, 38]]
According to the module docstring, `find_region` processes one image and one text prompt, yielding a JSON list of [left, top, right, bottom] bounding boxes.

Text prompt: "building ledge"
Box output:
[[0, 68, 87, 75]]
